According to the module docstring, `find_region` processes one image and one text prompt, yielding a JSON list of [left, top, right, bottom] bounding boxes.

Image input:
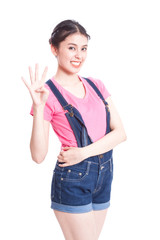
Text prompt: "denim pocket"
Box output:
[[61, 161, 91, 182]]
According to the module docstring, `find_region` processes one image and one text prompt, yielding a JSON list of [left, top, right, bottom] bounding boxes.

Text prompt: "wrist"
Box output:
[[33, 104, 45, 115], [81, 146, 91, 160]]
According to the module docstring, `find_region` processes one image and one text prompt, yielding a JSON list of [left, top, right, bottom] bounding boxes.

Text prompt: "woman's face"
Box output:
[[51, 33, 88, 75]]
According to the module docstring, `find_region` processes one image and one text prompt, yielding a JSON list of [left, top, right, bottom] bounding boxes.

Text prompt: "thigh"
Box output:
[[93, 208, 108, 239], [53, 210, 97, 240]]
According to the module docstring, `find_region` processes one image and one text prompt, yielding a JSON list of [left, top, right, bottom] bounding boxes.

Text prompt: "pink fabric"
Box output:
[[30, 76, 111, 148]]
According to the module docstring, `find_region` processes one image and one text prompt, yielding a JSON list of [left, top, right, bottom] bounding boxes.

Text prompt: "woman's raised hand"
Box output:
[[21, 64, 49, 107]]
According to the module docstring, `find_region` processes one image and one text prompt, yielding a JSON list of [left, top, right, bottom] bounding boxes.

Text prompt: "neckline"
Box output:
[[50, 75, 89, 102]]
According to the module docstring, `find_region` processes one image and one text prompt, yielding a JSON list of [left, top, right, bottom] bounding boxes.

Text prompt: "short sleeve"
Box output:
[[30, 84, 54, 122], [88, 77, 111, 99]]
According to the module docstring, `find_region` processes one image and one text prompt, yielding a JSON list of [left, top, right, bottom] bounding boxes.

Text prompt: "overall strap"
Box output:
[[83, 77, 111, 134], [83, 77, 110, 112], [46, 79, 74, 115]]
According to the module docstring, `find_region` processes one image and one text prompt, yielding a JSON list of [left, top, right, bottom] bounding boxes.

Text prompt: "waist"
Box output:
[[55, 151, 113, 173]]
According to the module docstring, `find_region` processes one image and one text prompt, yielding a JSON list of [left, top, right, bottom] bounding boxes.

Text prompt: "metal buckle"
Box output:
[[62, 104, 72, 110], [106, 105, 110, 112], [62, 104, 74, 117], [69, 112, 74, 117]]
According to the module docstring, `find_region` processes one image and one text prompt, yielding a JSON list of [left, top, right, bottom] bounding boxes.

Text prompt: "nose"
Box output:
[[75, 49, 82, 59]]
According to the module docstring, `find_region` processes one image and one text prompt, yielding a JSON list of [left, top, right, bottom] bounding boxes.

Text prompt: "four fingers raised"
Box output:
[[22, 64, 48, 87]]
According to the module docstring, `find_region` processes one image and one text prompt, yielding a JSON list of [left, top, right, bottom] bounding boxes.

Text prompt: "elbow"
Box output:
[[114, 127, 127, 143], [30, 149, 47, 164], [33, 157, 45, 164], [30, 143, 48, 164], [123, 133, 127, 142], [31, 154, 46, 164], [120, 129, 127, 142]]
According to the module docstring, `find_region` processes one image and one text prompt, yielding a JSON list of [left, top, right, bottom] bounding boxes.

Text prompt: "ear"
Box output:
[[51, 45, 58, 57]]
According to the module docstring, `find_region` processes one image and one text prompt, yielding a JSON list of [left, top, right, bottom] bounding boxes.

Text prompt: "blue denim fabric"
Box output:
[[46, 78, 114, 213]]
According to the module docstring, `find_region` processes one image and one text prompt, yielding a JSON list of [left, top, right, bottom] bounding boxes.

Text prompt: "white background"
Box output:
[[0, 0, 159, 239]]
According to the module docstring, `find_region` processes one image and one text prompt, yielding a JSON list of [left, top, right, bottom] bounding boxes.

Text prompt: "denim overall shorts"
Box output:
[[46, 78, 113, 214]]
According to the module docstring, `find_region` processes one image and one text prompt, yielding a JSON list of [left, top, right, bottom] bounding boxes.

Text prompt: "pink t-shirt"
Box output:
[[30, 76, 111, 148]]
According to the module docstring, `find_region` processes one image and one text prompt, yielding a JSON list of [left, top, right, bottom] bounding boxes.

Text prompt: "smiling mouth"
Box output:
[[71, 61, 81, 67]]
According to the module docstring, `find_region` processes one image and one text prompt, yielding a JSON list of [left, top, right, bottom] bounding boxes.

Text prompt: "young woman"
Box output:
[[22, 20, 127, 240]]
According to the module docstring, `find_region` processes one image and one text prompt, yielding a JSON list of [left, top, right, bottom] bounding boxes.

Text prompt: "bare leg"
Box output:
[[53, 209, 98, 240], [93, 209, 108, 239]]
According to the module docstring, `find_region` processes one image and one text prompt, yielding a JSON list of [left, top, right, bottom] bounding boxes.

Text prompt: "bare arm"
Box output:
[[82, 96, 127, 158], [30, 105, 50, 163], [22, 64, 50, 164]]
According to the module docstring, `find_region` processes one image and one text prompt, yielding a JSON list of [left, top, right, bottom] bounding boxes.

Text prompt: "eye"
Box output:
[[69, 46, 76, 50], [82, 47, 87, 51]]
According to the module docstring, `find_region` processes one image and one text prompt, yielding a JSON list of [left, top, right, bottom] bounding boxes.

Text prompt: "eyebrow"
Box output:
[[68, 43, 88, 47]]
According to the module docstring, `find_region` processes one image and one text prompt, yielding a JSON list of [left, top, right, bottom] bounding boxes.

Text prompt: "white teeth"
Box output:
[[71, 61, 80, 66]]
